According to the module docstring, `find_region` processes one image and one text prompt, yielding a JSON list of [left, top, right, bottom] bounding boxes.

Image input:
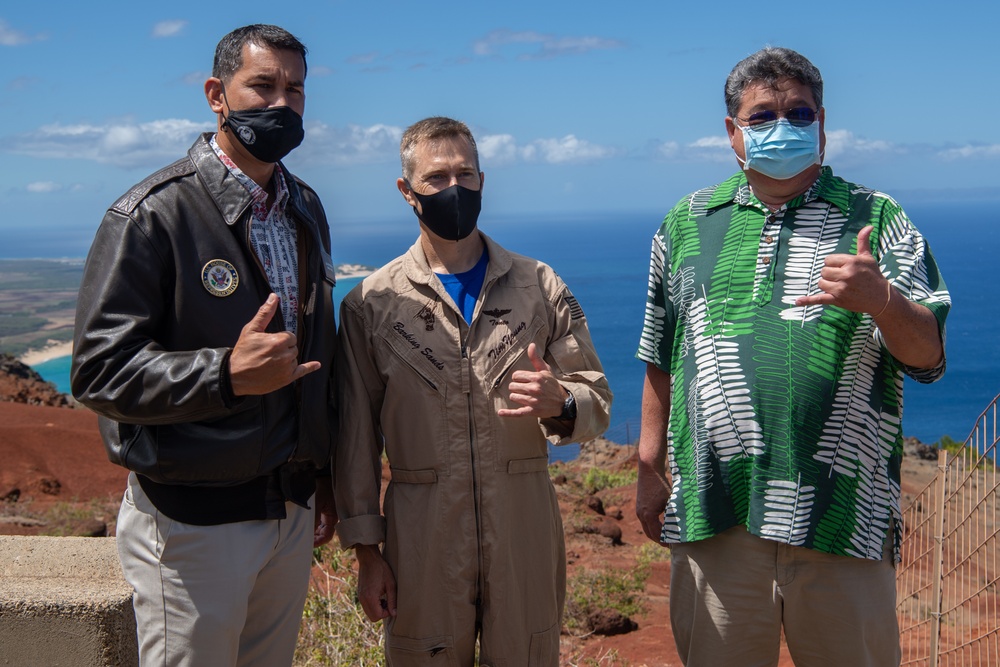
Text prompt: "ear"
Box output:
[[478, 171, 485, 193], [725, 117, 738, 149], [397, 177, 418, 208], [205, 77, 226, 115]]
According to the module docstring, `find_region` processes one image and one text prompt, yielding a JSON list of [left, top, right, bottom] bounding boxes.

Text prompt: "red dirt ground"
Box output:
[[2, 400, 941, 666]]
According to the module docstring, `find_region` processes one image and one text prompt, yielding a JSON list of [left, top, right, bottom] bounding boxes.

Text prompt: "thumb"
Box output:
[[855, 225, 874, 257], [527, 342, 551, 373], [246, 294, 279, 332]]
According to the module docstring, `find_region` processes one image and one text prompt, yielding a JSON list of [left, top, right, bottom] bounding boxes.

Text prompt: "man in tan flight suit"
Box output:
[[335, 116, 612, 666]]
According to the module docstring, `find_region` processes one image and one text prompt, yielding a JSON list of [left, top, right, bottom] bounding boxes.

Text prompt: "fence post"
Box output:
[[928, 447, 948, 667]]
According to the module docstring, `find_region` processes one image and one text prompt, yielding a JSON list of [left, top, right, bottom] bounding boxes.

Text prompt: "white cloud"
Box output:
[[651, 135, 733, 163], [293, 122, 403, 165], [532, 135, 617, 163], [823, 129, 895, 160], [479, 133, 617, 165], [309, 65, 334, 77], [3, 119, 214, 168], [295, 126, 616, 167], [152, 20, 187, 38], [690, 136, 731, 150], [181, 71, 209, 85], [656, 141, 680, 159], [26, 181, 61, 193], [346, 52, 379, 65], [0, 19, 44, 46], [473, 29, 624, 61], [478, 134, 524, 163], [937, 143, 1000, 160]]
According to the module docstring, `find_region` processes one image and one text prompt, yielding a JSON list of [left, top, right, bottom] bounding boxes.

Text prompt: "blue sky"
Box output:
[[1, 1, 997, 258]]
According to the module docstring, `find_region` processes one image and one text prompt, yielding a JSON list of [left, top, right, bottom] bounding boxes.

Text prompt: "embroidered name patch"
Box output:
[[393, 322, 445, 370], [202, 259, 239, 297]]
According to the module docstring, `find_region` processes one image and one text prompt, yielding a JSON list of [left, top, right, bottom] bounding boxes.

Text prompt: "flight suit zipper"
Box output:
[[460, 324, 485, 610]]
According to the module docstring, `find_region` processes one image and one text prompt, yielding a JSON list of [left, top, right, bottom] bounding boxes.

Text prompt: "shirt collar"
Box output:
[[210, 134, 290, 215], [708, 166, 852, 216]]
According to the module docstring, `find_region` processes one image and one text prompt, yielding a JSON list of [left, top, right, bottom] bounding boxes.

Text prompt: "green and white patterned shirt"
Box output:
[[637, 167, 950, 561]]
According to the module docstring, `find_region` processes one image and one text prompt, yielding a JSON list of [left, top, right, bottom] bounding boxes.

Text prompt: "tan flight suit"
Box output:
[[335, 233, 611, 666]]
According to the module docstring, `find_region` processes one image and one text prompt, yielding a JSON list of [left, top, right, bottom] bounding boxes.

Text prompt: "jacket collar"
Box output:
[[189, 132, 320, 239]]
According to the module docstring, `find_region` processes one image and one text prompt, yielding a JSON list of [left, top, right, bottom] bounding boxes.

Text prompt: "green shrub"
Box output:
[[936, 434, 996, 469], [582, 467, 637, 495]]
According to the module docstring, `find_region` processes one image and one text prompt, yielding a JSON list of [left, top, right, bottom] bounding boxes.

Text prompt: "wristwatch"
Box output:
[[557, 392, 577, 421]]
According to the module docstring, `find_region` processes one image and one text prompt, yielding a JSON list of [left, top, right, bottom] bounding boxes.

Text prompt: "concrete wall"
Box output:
[[0, 536, 137, 666]]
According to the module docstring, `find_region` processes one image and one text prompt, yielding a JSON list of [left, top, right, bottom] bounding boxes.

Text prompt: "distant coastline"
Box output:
[[0, 259, 375, 367], [19, 341, 74, 367], [335, 264, 374, 280]]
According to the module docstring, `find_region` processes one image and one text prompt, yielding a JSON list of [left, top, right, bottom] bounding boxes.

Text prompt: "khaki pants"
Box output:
[[117, 472, 314, 667], [669, 525, 900, 667]]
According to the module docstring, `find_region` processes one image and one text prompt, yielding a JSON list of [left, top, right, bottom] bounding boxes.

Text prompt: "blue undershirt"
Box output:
[[436, 249, 489, 324]]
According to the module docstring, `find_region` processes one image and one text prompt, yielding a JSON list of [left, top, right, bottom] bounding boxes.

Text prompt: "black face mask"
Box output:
[[410, 184, 482, 241], [221, 89, 304, 163]]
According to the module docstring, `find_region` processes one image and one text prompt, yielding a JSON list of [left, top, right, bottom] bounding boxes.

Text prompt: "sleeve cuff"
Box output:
[[335, 514, 387, 549]]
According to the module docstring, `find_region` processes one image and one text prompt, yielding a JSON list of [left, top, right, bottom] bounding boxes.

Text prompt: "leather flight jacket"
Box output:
[[72, 133, 337, 522]]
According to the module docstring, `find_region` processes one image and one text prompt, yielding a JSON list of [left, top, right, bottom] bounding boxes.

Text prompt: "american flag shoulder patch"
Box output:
[[565, 294, 585, 320]]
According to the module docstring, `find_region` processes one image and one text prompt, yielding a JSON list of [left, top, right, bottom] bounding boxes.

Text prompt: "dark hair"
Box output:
[[212, 24, 308, 82], [400, 117, 480, 182], [724, 47, 823, 118]]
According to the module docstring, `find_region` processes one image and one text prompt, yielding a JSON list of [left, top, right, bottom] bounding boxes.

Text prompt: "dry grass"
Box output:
[[294, 546, 385, 666]]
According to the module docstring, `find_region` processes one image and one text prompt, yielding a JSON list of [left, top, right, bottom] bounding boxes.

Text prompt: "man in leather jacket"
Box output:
[[71, 24, 336, 667]]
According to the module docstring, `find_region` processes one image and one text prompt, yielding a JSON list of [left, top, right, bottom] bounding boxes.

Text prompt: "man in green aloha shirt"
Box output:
[[635, 47, 949, 666]]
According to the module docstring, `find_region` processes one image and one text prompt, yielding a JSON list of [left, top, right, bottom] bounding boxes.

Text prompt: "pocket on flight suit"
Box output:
[[528, 620, 560, 666], [376, 319, 450, 475], [385, 633, 458, 666], [484, 316, 548, 471]]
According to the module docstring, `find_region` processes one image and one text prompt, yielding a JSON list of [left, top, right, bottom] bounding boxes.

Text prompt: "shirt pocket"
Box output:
[[484, 315, 551, 471], [376, 319, 451, 476]]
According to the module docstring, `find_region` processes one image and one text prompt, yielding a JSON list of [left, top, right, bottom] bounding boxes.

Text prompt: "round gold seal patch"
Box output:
[[202, 259, 239, 297]]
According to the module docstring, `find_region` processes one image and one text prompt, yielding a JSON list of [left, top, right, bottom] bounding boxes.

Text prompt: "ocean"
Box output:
[[32, 201, 999, 463]]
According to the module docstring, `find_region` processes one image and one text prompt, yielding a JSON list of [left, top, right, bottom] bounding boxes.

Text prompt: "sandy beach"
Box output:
[[334, 264, 374, 280], [19, 341, 73, 366]]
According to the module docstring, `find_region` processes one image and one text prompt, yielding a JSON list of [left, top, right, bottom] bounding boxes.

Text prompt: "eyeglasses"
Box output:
[[737, 107, 817, 132]]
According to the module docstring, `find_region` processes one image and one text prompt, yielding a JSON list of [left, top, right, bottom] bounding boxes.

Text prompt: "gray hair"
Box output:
[[724, 47, 823, 118], [212, 24, 308, 83], [400, 117, 480, 182]]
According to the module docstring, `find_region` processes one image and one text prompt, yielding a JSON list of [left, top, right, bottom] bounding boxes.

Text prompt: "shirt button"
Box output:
[[765, 235, 774, 244], [762, 256, 772, 265]]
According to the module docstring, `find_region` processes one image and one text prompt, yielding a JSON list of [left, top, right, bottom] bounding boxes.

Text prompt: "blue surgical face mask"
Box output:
[[737, 119, 821, 180]]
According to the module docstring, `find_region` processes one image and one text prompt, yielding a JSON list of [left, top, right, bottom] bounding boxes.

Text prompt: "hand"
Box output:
[[229, 294, 321, 396], [636, 460, 671, 543], [794, 226, 891, 314], [312, 476, 338, 547], [355, 545, 397, 621], [497, 343, 568, 419]]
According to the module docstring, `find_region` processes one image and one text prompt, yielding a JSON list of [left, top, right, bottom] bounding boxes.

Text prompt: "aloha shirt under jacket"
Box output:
[[637, 167, 950, 562], [335, 232, 611, 659]]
